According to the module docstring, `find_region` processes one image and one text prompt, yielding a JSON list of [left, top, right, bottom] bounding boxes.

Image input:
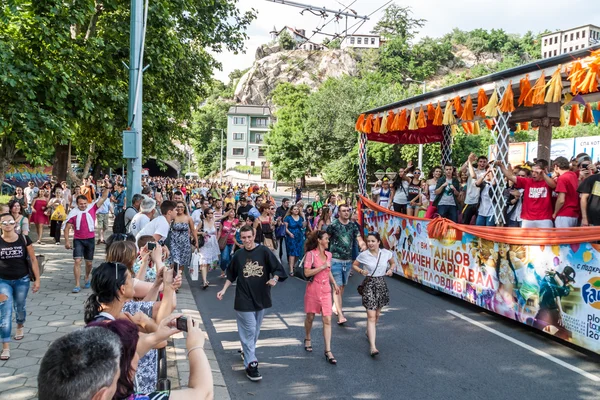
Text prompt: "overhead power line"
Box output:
[[265, 0, 369, 20]]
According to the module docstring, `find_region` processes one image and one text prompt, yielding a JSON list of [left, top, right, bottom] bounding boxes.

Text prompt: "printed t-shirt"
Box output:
[[554, 171, 580, 218], [67, 204, 99, 240], [129, 213, 151, 237], [136, 215, 170, 241], [326, 219, 360, 260], [578, 174, 600, 226], [514, 177, 553, 221], [0, 235, 32, 280], [226, 244, 287, 312]]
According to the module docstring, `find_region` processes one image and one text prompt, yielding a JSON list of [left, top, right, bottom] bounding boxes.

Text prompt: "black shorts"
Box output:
[[73, 238, 95, 261]]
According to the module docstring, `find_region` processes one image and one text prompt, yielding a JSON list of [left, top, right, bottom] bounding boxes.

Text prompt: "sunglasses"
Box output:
[[1, 221, 16, 226]]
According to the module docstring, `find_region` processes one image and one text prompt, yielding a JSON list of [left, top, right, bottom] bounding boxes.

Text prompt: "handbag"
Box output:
[[275, 223, 286, 239], [51, 204, 67, 221], [190, 250, 200, 281], [294, 251, 314, 282], [218, 232, 227, 251], [357, 252, 382, 296]]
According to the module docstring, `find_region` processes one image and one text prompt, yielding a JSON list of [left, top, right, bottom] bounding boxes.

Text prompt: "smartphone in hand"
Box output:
[[147, 242, 156, 251]]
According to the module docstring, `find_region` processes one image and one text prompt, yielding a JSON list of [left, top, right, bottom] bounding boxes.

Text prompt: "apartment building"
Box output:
[[340, 34, 382, 49], [541, 24, 600, 58], [226, 105, 272, 171]]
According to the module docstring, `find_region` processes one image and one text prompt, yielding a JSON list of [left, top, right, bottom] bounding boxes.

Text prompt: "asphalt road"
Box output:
[[189, 256, 600, 400]]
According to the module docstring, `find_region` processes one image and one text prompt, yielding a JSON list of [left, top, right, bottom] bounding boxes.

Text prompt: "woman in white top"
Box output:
[[372, 178, 392, 208], [352, 232, 396, 357], [424, 166, 442, 219], [390, 168, 410, 213]]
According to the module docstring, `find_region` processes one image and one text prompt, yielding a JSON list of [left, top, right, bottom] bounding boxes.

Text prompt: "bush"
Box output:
[[232, 165, 261, 175]]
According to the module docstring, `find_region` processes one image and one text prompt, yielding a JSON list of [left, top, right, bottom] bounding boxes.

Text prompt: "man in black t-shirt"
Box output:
[[217, 225, 287, 382], [236, 197, 253, 220], [578, 173, 600, 226]]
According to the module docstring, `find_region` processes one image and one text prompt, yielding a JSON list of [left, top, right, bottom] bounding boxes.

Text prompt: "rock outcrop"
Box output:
[[234, 49, 361, 105]]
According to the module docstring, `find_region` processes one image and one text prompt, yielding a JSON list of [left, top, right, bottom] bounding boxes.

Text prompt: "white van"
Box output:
[[185, 172, 199, 180]]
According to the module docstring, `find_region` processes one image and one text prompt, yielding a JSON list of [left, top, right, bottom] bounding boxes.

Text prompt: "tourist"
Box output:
[[302, 230, 339, 365], [218, 206, 238, 275], [236, 196, 252, 220], [124, 193, 144, 229], [129, 197, 156, 237], [198, 208, 220, 286], [8, 200, 29, 236], [316, 206, 332, 231], [216, 225, 287, 382], [284, 204, 306, 276], [135, 200, 177, 243], [474, 165, 496, 226], [254, 203, 277, 256], [275, 198, 290, 258], [9, 187, 27, 215], [295, 184, 302, 203], [433, 164, 460, 223], [111, 183, 127, 215], [30, 188, 50, 244], [46, 188, 68, 244], [311, 194, 323, 216], [352, 232, 396, 357], [171, 201, 198, 274], [390, 167, 410, 213], [95, 188, 111, 245], [64, 189, 110, 293], [326, 204, 366, 325], [23, 181, 38, 215], [0, 212, 40, 360]]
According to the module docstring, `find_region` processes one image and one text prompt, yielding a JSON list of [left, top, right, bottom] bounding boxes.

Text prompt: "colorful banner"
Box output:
[[488, 136, 600, 163], [4, 164, 52, 188], [362, 206, 600, 355]]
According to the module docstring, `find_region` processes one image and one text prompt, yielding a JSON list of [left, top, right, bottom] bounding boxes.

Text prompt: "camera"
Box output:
[[176, 316, 196, 332], [147, 242, 156, 251]]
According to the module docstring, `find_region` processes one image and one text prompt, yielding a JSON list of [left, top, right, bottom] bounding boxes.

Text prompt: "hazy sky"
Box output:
[[213, 0, 600, 82]]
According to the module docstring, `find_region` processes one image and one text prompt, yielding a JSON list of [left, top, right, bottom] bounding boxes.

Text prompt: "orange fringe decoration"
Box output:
[[577, 64, 600, 94], [427, 103, 435, 121], [397, 109, 408, 131], [385, 110, 395, 132], [433, 102, 443, 126], [582, 104, 594, 123], [473, 121, 481, 134], [373, 115, 381, 133], [363, 114, 373, 133], [524, 72, 546, 105], [522, 121, 529, 130], [568, 62, 585, 94], [498, 82, 516, 113], [545, 67, 563, 103], [481, 89, 499, 118], [484, 119, 494, 130], [417, 106, 427, 129], [390, 111, 401, 131], [461, 122, 474, 134], [476, 89, 488, 118], [518, 75, 533, 107], [379, 111, 389, 134], [460, 95, 474, 121], [355, 114, 365, 132], [569, 104, 581, 126], [408, 108, 418, 130], [453, 97, 463, 118]]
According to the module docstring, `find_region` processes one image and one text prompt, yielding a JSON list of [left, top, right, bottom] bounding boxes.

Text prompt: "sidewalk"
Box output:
[[0, 235, 229, 399]]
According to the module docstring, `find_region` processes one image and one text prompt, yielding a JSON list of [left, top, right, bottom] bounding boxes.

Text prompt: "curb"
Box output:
[[168, 276, 231, 400]]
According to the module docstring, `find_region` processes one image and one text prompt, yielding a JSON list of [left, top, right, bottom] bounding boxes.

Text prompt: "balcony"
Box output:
[[250, 117, 269, 129]]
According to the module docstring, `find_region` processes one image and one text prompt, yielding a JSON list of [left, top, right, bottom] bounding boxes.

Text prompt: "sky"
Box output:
[[213, 0, 600, 82]]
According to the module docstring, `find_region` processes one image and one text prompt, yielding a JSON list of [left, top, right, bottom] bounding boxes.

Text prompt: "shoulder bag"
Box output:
[[294, 250, 314, 282], [357, 251, 382, 296]]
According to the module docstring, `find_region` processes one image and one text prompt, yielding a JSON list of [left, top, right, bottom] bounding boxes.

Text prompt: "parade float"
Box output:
[[355, 46, 600, 355]]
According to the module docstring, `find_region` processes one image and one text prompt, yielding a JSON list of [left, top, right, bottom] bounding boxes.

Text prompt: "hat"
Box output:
[[382, 177, 389, 182], [577, 154, 592, 165]]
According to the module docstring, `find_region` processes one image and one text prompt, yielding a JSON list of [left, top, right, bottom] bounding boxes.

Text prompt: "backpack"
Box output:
[[113, 207, 135, 234]]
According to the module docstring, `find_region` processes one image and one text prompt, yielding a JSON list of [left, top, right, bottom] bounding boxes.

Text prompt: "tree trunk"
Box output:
[[52, 144, 70, 182], [80, 142, 95, 179], [0, 137, 16, 192], [300, 176, 306, 188]]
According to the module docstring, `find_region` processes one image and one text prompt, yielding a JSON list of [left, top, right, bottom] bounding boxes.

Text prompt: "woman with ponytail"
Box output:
[[302, 230, 339, 365]]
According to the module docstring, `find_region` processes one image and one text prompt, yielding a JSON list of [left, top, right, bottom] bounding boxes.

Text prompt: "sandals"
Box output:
[[370, 349, 380, 357], [324, 350, 337, 365], [304, 339, 313, 352], [1, 348, 9, 360], [14, 328, 24, 341], [202, 281, 209, 290], [337, 318, 347, 326]]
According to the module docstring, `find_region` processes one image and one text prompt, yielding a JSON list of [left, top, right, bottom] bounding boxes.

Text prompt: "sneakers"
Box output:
[[84, 281, 91, 289], [72, 286, 81, 293], [245, 361, 262, 381]]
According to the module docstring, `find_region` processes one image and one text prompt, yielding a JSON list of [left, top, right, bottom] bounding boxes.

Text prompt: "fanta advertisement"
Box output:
[[361, 205, 600, 355]]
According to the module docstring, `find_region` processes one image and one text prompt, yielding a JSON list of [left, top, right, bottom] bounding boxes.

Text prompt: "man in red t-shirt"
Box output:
[[552, 157, 580, 227], [497, 162, 556, 228]]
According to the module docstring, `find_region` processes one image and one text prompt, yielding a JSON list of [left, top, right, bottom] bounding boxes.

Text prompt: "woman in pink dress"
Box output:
[[303, 230, 340, 365], [30, 188, 50, 244]]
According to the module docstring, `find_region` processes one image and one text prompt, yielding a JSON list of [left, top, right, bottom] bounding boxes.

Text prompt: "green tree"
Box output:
[[371, 4, 425, 42], [191, 97, 230, 177], [278, 29, 295, 50], [327, 38, 341, 49]]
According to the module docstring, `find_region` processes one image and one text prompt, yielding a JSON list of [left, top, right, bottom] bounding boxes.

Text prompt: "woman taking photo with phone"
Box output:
[[303, 230, 339, 365], [352, 232, 396, 357], [0, 213, 40, 360]]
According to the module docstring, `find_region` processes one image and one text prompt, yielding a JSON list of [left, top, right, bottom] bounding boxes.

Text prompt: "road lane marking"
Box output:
[[446, 310, 600, 382], [221, 337, 302, 351]]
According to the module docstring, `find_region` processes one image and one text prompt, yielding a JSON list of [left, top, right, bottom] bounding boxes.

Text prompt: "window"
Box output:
[[232, 148, 244, 156], [582, 43, 586, 48], [233, 132, 244, 140], [554, 49, 557, 56], [250, 161, 255, 167], [570, 47, 573, 51], [350, 37, 355, 44], [250, 132, 265, 144], [571, 33, 574, 40], [575, 45, 579, 50], [576, 32, 580, 39], [251, 117, 268, 128], [357, 38, 362, 44], [544, 38, 548, 46], [233, 117, 246, 125], [258, 148, 266, 157], [543, 52, 547, 58], [554, 37, 558, 44], [564, 49, 568, 54], [564, 35, 568, 42], [371, 38, 375, 45], [582, 30, 586, 38]]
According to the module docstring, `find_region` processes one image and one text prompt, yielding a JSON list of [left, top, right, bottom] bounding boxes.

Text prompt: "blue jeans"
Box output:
[[220, 243, 234, 271], [476, 215, 496, 226], [236, 309, 265, 368], [437, 205, 458, 223], [0, 275, 30, 343]]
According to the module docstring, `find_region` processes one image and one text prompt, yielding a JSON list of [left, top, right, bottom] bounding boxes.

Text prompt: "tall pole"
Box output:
[[220, 128, 224, 183], [417, 81, 426, 170], [126, 0, 144, 205]]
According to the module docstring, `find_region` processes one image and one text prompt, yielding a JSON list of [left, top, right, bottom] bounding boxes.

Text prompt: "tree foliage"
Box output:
[[371, 4, 425, 42], [278, 29, 295, 50]]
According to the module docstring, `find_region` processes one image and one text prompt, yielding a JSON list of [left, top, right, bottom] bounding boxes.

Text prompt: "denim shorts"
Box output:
[[73, 238, 95, 261], [331, 258, 353, 286]]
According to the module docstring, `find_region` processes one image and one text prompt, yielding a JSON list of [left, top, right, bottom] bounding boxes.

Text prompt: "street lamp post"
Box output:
[[220, 128, 224, 183], [406, 78, 427, 170]]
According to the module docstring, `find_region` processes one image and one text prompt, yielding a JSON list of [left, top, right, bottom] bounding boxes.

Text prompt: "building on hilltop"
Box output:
[[340, 34, 382, 49], [270, 26, 325, 51], [226, 105, 272, 177], [541, 24, 600, 58]]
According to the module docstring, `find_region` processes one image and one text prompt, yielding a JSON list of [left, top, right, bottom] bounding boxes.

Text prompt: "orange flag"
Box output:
[[433, 102, 443, 126], [427, 103, 435, 121], [460, 94, 474, 121], [363, 114, 373, 133], [417, 106, 427, 128], [518, 75, 533, 107], [453, 96, 463, 118], [498, 82, 516, 113], [477, 89, 488, 118], [582, 104, 594, 123]]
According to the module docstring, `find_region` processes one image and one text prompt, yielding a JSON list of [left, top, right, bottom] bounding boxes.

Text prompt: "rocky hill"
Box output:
[[234, 47, 362, 105]]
